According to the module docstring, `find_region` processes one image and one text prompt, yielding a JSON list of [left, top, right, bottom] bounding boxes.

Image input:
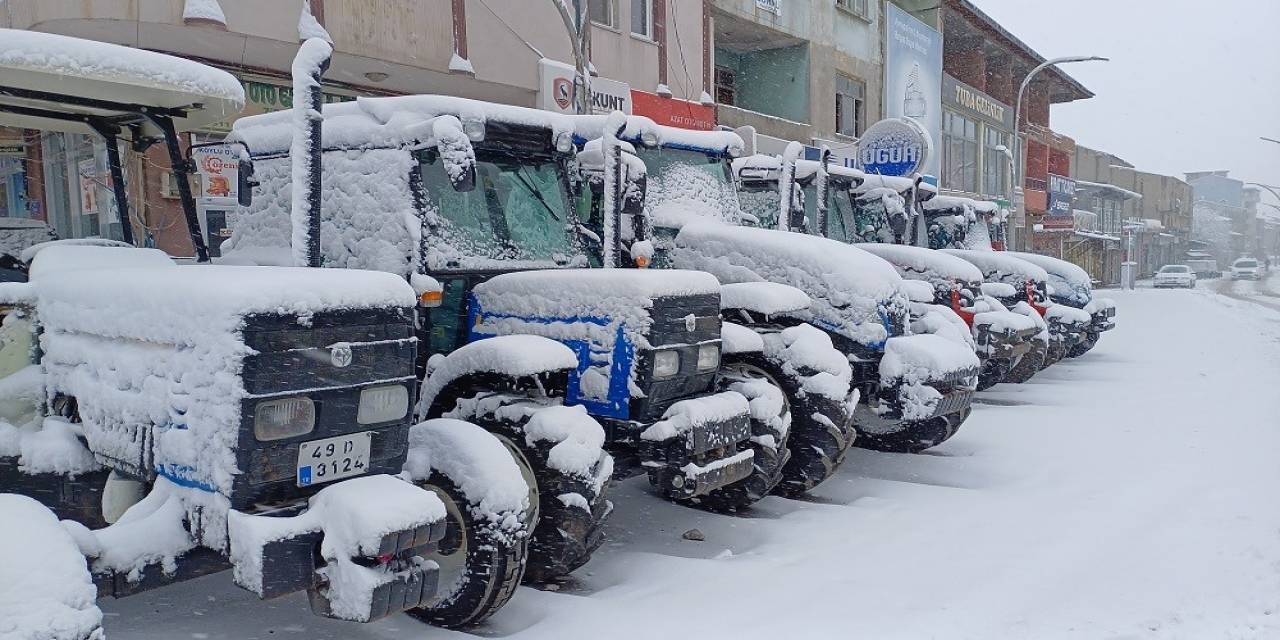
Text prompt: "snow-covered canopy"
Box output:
[[855, 243, 983, 289], [0, 29, 244, 137], [1007, 251, 1093, 306], [941, 248, 1049, 287], [232, 94, 578, 155], [1075, 179, 1142, 201], [731, 155, 866, 187]]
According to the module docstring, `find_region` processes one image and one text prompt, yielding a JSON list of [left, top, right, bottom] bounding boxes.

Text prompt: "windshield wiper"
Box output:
[[513, 168, 561, 222]]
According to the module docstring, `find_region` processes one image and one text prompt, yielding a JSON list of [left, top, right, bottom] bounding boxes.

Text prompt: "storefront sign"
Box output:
[[538, 59, 632, 116], [630, 90, 715, 130], [884, 4, 942, 182], [192, 145, 241, 206], [755, 0, 781, 16], [1045, 173, 1076, 229], [200, 77, 354, 134], [857, 117, 931, 177], [0, 144, 24, 157], [943, 74, 1013, 130]]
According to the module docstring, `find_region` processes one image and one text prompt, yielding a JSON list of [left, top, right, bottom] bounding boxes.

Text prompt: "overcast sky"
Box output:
[[973, 0, 1280, 204]]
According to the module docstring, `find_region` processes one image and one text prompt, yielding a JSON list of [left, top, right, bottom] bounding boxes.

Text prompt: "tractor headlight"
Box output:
[[696, 343, 721, 372], [462, 117, 486, 142], [555, 131, 575, 153], [652, 349, 680, 380], [640, 131, 660, 148], [254, 396, 315, 441], [357, 384, 410, 425]]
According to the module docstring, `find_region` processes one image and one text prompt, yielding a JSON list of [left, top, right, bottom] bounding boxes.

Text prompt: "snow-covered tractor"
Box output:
[[855, 243, 1043, 390], [943, 249, 1093, 371], [0, 31, 537, 636], [919, 194, 1009, 252], [221, 95, 813, 524], [1007, 251, 1116, 357], [580, 118, 979, 454]]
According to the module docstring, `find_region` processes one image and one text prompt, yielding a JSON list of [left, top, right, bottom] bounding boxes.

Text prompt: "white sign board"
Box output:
[[755, 0, 781, 16], [538, 58, 632, 116], [192, 145, 240, 206]]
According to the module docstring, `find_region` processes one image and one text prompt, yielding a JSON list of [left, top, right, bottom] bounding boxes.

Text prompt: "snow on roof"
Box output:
[[233, 94, 578, 155], [922, 194, 978, 213], [1007, 251, 1092, 304], [477, 267, 720, 302], [855, 243, 984, 284], [855, 173, 917, 194], [941, 248, 1050, 285], [0, 29, 244, 135], [573, 114, 744, 156], [1074, 179, 1143, 200]]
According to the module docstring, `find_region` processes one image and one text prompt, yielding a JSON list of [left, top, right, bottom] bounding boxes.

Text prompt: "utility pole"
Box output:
[[553, 0, 592, 114]]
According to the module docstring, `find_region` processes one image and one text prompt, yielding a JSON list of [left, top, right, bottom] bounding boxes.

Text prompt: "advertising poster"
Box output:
[[77, 158, 99, 216], [884, 4, 942, 182], [192, 144, 241, 206]]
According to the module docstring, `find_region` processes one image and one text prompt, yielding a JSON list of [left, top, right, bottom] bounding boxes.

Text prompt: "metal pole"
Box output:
[[146, 113, 209, 262], [87, 119, 135, 246], [553, 0, 592, 114], [1011, 55, 1108, 252], [305, 54, 330, 268]]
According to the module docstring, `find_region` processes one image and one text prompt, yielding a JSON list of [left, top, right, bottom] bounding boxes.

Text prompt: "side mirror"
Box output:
[[432, 116, 478, 193], [622, 174, 646, 216], [449, 161, 477, 193], [238, 157, 255, 207]]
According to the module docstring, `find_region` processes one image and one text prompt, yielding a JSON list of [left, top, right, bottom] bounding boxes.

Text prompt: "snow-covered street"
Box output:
[[100, 285, 1280, 640]]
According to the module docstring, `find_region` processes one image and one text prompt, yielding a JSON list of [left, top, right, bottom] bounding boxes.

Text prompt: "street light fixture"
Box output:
[[1009, 55, 1109, 250]]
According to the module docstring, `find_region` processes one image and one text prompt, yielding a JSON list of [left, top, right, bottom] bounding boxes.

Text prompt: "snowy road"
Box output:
[[102, 287, 1280, 640]]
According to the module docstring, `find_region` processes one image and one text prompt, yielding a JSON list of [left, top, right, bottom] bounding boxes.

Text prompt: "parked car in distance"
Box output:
[[1230, 258, 1261, 281], [1154, 264, 1197, 288]]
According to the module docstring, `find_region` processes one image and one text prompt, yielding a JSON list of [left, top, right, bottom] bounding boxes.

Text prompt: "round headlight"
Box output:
[[462, 117, 486, 141], [555, 131, 575, 153], [640, 131, 659, 148]]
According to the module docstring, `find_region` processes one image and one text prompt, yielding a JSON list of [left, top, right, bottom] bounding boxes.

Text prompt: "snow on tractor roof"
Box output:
[[0, 28, 244, 136], [573, 113, 744, 156], [941, 248, 1050, 286], [232, 93, 578, 155], [855, 173, 917, 194], [855, 243, 984, 285], [731, 155, 867, 185]]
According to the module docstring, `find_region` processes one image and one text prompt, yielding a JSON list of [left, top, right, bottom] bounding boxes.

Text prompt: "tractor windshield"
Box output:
[[418, 149, 581, 271], [636, 147, 742, 229]]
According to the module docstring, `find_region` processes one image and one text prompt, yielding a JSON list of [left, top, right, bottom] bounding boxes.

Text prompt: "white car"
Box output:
[[1154, 264, 1196, 288], [1230, 258, 1261, 281]]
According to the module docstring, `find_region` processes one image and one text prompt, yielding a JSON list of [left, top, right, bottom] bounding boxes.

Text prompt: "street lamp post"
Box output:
[[1010, 55, 1108, 251], [552, 0, 592, 114]]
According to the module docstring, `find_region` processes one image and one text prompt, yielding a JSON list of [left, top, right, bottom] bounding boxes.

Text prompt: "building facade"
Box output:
[[0, 0, 711, 256]]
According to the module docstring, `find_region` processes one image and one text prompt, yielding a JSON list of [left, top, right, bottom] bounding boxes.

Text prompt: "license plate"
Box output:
[[297, 432, 372, 487]]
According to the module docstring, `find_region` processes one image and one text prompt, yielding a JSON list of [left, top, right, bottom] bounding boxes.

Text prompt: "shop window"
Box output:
[[942, 110, 979, 193], [631, 0, 653, 39], [982, 128, 1010, 197], [836, 0, 870, 19], [715, 66, 736, 106], [835, 75, 865, 138], [590, 0, 617, 29]]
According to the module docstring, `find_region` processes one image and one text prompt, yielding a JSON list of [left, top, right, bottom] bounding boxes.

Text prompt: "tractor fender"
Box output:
[[417, 335, 579, 420]]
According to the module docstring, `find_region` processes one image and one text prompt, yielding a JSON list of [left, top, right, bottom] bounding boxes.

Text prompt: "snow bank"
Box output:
[[641, 391, 750, 442], [0, 495, 102, 640], [418, 335, 578, 414], [719, 282, 811, 316], [88, 478, 200, 581], [404, 419, 529, 517], [670, 221, 905, 347]]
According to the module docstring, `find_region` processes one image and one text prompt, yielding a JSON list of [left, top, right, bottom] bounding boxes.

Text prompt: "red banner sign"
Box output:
[[630, 90, 716, 131]]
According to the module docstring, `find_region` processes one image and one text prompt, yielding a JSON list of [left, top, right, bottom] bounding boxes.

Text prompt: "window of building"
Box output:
[[835, 0, 870, 19], [715, 66, 736, 106], [590, 0, 617, 28], [982, 128, 1010, 197], [835, 75, 865, 138], [942, 110, 979, 193], [631, 0, 653, 39]]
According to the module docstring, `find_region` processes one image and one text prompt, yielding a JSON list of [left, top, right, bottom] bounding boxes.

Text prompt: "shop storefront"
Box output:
[[940, 74, 1013, 201]]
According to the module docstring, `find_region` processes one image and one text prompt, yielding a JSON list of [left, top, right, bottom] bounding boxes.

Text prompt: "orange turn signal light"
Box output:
[[419, 290, 444, 308], [635, 255, 651, 269]]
